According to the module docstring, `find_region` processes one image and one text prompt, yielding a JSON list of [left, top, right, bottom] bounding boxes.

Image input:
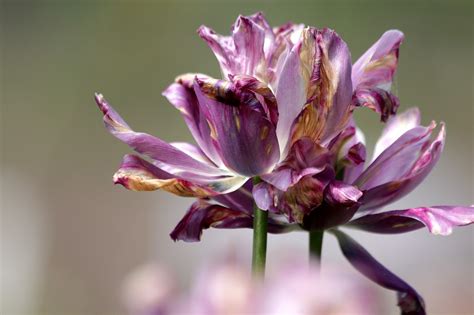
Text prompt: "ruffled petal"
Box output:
[[94, 93, 227, 177], [170, 199, 294, 242], [197, 12, 273, 80], [193, 77, 280, 176], [348, 205, 474, 235], [358, 123, 445, 212], [332, 230, 426, 315], [114, 155, 247, 196], [261, 138, 332, 191]]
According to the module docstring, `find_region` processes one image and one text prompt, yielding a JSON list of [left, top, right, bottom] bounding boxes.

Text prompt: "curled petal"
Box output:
[[193, 77, 280, 176], [355, 121, 437, 191], [332, 230, 426, 315], [359, 123, 445, 212], [197, 26, 235, 78], [94, 93, 226, 177], [352, 30, 404, 91], [114, 155, 247, 197], [170, 200, 252, 242], [351, 30, 404, 121], [349, 205, 474, 235], [352, 87, 400, 122], [372, 107, 421, 161], [170, 200, 294, 242], [162, 76, 224, 166]]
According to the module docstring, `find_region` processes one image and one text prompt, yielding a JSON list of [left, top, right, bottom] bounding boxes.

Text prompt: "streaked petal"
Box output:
[[114, 155, 247, 196], [372, 107, 421, 161], [332, 230, 426, 315], [349, 205, 474, 235], [276, 28, 352, 152], [170, 200, 294, 242], [352, 30, 404, 91], [193, 77, 280, 176], [355, 121, 436, 190], [358, 123, 445, 212], [197, 26, 235, 78], [162, 75, 224, 166], [94, 93, 226, 177]]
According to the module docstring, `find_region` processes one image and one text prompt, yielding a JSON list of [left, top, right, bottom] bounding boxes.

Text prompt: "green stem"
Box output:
[[252, 178, 268, 277], [309, 230, 324, 263]]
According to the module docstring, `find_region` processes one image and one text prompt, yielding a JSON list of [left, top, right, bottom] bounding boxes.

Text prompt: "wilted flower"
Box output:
[[123, 259, 378, 315]]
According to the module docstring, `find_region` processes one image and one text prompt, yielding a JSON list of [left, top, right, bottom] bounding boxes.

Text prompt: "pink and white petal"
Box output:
[[348, 205, 474, 235], [331, 230, 426, 315], [162, 77, 224, 166], [352, 30, 404, 90], [372, 107, 421, 161], [355, 121, 436, 190], [193, 78, 280, 176], [358, 124, 445, 212], [95, 93, 226, 177]]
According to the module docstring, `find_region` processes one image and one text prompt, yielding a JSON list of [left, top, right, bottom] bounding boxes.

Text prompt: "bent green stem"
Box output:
[[309, 230, 324, 264], [252, 178, 268, 277]]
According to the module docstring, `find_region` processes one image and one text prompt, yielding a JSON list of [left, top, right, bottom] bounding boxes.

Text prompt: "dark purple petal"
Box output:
[[193, 77, 280, 176], [114, 154, 247, 196], [302, 181, 362, 230], [332, 229, 426, 315], [162, 75, 224, 166], [94, 93, 226, 177], [352, 30, 404, 91], [170, 200, 294, 242], [349, 205, 474, 235], [352, 87, 400, 122], [359, 123, 445, 211], [170, 200, 252, 242]]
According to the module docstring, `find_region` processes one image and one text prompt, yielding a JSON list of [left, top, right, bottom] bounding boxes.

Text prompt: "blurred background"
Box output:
[[1, 0, 473, 314]]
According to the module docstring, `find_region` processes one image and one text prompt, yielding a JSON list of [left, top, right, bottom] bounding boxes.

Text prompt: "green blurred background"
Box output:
[[2, 0, 473, 314]]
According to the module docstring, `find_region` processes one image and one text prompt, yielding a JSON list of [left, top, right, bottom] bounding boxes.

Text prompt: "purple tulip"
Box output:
[[163, 15, 473, 315]]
